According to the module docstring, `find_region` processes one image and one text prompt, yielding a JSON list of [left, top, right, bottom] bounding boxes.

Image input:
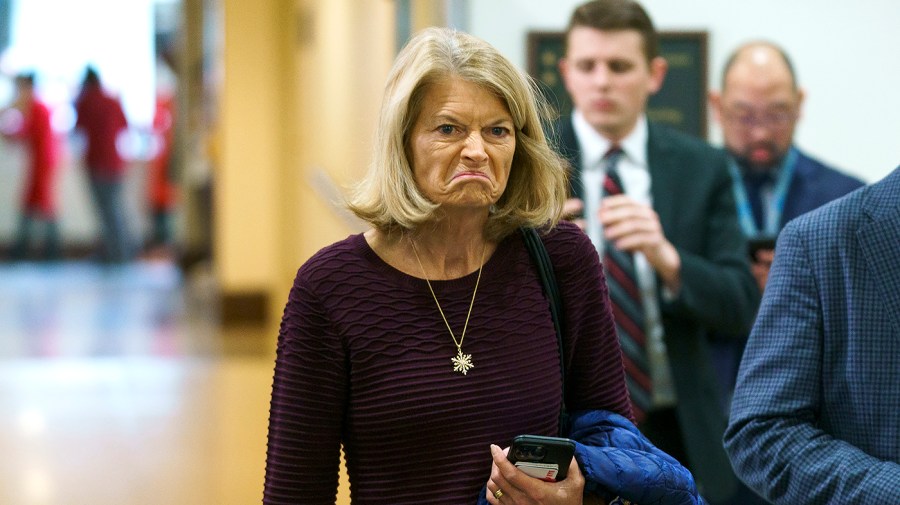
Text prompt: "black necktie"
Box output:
[[743, 170, 773, 230]]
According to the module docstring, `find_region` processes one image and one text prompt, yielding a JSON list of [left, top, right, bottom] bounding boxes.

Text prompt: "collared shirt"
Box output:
[[572, 111, 676, 408]]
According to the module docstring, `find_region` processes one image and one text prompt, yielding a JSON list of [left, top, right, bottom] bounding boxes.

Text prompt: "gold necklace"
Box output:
[[411, 239, 485, 376]]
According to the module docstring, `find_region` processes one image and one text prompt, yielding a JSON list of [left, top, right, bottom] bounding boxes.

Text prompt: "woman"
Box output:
[[263, 28, 633, 504]]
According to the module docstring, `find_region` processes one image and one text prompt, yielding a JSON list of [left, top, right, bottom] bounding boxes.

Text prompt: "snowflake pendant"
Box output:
[[451, 348, 474, 375]]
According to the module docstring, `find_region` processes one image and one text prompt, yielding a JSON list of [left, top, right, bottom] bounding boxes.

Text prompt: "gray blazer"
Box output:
[[725, 167, 900, 503]]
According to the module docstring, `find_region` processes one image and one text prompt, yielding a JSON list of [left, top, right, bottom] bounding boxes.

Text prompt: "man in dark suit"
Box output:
[[709, 41, 865, 293], [725, 166, 900, 504], [707, 43, 865, 453], [555, 1, 759, 503]]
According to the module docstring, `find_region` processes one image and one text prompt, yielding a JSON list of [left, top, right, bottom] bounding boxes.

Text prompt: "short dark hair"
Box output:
[[14, 72, 35, 87], [82, 65, 101, 87], [565, 0, 659, 63]]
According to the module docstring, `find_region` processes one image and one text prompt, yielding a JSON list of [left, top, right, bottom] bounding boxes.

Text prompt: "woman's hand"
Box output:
[[485, 444, 585, 505]]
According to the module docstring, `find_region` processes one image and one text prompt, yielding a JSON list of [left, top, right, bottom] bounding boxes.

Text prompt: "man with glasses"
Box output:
[[708, 42, 864, 503], [710, 41, 864, 293]]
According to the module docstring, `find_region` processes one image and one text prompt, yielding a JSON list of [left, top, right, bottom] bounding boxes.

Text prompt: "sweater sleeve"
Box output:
[[263, 265, 347, 505], [545, 222, 634, 422]]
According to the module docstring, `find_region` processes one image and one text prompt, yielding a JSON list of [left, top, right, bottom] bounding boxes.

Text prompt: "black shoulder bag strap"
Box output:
[[520, 227, 569, 435]]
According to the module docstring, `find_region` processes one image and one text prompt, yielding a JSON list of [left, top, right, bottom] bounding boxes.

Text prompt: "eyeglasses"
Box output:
[[724, 110, 797, 130]]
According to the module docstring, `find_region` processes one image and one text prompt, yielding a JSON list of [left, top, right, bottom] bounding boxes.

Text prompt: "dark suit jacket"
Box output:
[[713, 149, 865, 407], [765, 148, 865, 229], [725, 167, 900, 503], [556, 117, 760, 503]]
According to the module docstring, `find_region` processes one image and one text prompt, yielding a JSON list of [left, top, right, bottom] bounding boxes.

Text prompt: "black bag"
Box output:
[[520, 227, 568, 435]]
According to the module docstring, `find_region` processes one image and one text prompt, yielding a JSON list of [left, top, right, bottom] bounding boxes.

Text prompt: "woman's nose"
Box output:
[[462, 132, 488, 161]]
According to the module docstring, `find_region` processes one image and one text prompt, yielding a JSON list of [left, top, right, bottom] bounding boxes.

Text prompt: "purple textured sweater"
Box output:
[[263, 221, 632, 504]]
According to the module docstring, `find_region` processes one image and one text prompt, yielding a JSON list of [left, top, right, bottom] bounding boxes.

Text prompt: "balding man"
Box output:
[[710, 41, 863, 292], [707, 41, 864, 395], [708, 42, 865, 503]]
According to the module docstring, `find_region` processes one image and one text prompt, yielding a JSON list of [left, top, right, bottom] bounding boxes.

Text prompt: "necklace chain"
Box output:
[[410, 239, 485, 370]]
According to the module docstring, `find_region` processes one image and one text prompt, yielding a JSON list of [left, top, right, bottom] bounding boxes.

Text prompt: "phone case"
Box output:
[[507, 435, 576, 482]]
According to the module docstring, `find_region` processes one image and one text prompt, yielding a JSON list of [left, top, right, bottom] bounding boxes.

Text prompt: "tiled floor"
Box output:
[[0, 261, 277, 505]]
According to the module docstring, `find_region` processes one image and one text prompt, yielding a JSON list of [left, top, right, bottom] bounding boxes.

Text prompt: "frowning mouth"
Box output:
[[453, 171, 490, 180]]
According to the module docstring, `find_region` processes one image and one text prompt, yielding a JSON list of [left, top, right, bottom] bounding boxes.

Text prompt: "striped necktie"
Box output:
[[601, 147, 652, 423]]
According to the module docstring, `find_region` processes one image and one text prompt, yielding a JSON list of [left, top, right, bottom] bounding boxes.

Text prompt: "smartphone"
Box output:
[[747, 236, 777, 261], [507, 435, 576, 482]]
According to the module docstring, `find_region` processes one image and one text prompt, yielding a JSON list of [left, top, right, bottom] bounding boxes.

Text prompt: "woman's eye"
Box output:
[[490, 126, 510, 137], [438, 125, 456, 135]]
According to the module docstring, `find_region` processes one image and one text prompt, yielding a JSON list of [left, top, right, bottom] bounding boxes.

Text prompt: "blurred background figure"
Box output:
[[709, 41, 864, 293], [555, 1, 758, 502], [706, 41, 866, 407], [707, 42, 866, 504], [0, 71, 60, 261], [145, 58, 178, 260], [74, 65, 133, 264]]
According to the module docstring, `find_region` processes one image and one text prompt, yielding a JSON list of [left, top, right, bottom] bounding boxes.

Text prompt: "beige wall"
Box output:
[[216, 0, 395, 324]]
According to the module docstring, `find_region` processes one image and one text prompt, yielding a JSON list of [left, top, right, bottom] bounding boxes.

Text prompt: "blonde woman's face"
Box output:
[[408, 77, 516, 212]]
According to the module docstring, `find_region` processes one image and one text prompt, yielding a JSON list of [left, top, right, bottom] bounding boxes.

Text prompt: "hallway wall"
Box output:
[[214, 0, 394, 322]]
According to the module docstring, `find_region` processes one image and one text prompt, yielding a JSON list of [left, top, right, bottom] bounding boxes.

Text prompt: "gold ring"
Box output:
[[494, 488, 504, 499]]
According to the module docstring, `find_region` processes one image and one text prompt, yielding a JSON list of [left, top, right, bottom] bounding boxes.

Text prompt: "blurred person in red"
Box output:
[[145, 79, 178, 258], [1, 72, 61, 261], [74, 65, 132, 263]]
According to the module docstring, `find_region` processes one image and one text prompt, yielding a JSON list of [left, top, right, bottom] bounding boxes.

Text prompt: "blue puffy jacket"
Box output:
[[476, 410, 706, 505]]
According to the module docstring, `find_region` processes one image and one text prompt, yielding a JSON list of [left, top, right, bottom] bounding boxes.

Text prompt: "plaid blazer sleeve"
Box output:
[[723, 183, 900, 504]]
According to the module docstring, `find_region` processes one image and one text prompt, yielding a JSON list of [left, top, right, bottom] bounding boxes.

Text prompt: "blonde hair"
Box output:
[[347, 27, 567, 240]]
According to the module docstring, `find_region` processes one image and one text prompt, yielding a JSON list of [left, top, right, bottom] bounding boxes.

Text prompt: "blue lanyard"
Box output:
[[728, 148, 798, 237]]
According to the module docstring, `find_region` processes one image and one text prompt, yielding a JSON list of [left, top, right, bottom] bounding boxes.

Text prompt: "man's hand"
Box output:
[[751, 248, 775, 293], [599, 194, 681, 292]]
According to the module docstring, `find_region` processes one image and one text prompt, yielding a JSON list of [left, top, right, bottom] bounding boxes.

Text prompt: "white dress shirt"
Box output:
[[572, 111, 676, 407]]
